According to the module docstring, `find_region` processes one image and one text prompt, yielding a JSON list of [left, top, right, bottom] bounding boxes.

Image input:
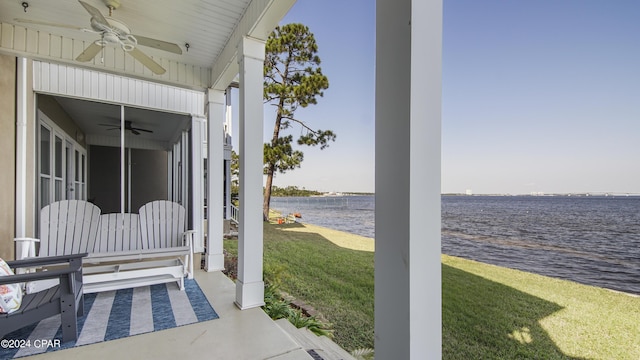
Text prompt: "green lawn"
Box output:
[[224, 222, 640, 359]]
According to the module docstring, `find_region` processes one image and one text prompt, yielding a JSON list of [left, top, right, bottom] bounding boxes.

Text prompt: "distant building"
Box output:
[[465, 189, 473, 196]]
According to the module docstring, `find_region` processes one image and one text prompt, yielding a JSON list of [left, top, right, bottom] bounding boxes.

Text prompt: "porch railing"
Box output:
[[230, 204, 239, 224]]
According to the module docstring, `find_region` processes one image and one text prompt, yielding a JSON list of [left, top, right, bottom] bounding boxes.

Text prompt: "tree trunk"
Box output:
[[263, 106, 283, 221], [263, 165, 275, 221]]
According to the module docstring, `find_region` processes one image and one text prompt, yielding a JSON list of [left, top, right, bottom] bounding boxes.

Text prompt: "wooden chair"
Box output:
[[14, 200, 100, 294], [37, 200, 102, 256], [138, 200, 195, 281], [0, 253, 87, 343]]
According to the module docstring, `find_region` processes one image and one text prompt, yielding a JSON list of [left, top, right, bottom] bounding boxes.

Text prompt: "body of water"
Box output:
[[270, 195, 640, 295]]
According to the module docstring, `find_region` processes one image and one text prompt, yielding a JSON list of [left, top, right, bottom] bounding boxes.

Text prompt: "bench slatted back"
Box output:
[[139, 201, 186, 250], [96, 213, 141, 252], [40, 200, 101, 256]]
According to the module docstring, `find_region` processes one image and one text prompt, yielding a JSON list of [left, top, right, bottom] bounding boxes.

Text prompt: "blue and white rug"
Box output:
[[1, 279, 219, 359]]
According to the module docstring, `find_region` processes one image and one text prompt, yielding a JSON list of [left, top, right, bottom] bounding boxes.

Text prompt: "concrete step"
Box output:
[[275, 319, 356, 360]]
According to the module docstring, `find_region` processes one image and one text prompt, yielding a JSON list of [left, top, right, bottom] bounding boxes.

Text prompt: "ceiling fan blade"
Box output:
[[13, 18, 84, 30], [78, 0, 110, 28], [76, 42, 103, 62], [133, 35, 183, 55], [131, 129, 141, 135], [128, 48, 166, 75], [131, 127, 153, 133]]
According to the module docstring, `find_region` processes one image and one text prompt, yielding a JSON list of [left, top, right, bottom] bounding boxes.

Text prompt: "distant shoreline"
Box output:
[[276, 192, 640, 197]]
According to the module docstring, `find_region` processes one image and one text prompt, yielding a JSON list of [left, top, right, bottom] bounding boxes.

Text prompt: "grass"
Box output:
[[225, 222, 374, 350], [224, 222, 640, 359], [442, 256, 640, 359]]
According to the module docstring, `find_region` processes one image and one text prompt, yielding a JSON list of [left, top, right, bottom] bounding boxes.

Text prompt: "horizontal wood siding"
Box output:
[[0, 22, 210, 89], [33, 61, 205, 117]]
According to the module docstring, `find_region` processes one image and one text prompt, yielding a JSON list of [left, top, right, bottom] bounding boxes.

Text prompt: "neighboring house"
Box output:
[[1, 0, 443, 357]]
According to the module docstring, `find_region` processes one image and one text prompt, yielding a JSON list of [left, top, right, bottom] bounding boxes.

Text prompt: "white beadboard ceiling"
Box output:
[[0, 0, 250, 70]]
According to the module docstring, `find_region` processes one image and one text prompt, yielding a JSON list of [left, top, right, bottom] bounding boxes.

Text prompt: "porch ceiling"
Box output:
[[0, 0, 296, 89], [0, 0, 250, 71]]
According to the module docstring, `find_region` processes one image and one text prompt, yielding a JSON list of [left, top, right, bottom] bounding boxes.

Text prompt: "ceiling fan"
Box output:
[[100, 120, 153, 135], [15, 0, 182, 75]]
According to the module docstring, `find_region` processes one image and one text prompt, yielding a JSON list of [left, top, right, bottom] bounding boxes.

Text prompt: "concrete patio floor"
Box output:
[[26, 266, 313, 360]]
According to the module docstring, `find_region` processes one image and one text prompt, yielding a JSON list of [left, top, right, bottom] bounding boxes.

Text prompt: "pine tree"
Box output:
[[262, 23, 335, 220]]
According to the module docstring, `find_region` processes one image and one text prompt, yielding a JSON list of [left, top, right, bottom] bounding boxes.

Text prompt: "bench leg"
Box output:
[[186, 254, 194, 280], [60, 292, 78, 343], [77, 292, 85, 317]]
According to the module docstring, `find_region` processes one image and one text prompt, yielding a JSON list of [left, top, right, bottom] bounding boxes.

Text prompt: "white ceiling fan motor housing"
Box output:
[[103, 0, 121, 10], [94, 17, 136, 51]]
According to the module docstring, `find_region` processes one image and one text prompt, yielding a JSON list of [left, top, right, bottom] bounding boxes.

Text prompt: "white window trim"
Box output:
[[37, 110, 87, 210]]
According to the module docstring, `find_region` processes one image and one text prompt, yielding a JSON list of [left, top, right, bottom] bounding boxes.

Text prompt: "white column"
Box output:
[[15, 58, 28, 239], [224, 88, 233, 220], [120, 106, 125, 216], [205, 89, 225, 271], [225, 159, 232, 220], [191, 116, 205, 254], [167, 149, 173, 201], [236, 36, 265, 310], [181, 131, 189, 210], [375, 0, 443, 359]]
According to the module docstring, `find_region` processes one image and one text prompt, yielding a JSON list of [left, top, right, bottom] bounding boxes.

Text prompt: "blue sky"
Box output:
[[235, 0, 640, 194]]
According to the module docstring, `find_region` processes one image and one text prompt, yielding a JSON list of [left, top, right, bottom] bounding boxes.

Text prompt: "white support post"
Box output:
[[167, 149, 173, 201], [15, 58, 28, 240], [224, 88, 233, 220], [375, 0, 443, 359], [191, 116, 205, 254], [205, 89, 225, 271], [173, 142, 181, 203], [181, 131, 189, 209], [236, 36, 265, 310], [120, 106, 125, 217], [127, 148, 132, 212]]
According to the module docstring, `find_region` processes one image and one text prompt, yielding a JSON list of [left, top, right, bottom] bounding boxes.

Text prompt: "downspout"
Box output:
[[15, 57, 28, 239]]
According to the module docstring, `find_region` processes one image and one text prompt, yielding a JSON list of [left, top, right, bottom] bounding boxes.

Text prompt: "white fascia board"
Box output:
[[210, 0, 296, 91]]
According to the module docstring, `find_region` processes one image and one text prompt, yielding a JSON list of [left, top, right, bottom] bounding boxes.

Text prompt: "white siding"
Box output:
[[33, 61, 206, 118], [0, 22, 210, 89]]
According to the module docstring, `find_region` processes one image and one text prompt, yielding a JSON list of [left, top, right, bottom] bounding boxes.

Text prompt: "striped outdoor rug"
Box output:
[[1, 279, 218, 359]]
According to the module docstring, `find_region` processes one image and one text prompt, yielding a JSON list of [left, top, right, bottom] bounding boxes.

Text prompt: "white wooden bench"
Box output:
[[16, 200, 196, 294]]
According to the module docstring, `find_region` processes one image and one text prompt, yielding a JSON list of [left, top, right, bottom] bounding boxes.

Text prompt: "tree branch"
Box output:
[[282, 116, 319, 134]]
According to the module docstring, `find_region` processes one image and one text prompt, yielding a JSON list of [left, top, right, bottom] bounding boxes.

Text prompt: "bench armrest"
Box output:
[[181, 230, 197, 279], [1, 253, 88, 285], [181, 230, 197, 247]]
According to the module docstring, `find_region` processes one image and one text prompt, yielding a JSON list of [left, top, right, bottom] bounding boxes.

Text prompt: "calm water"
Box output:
[[271, 195, 640, 295]]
